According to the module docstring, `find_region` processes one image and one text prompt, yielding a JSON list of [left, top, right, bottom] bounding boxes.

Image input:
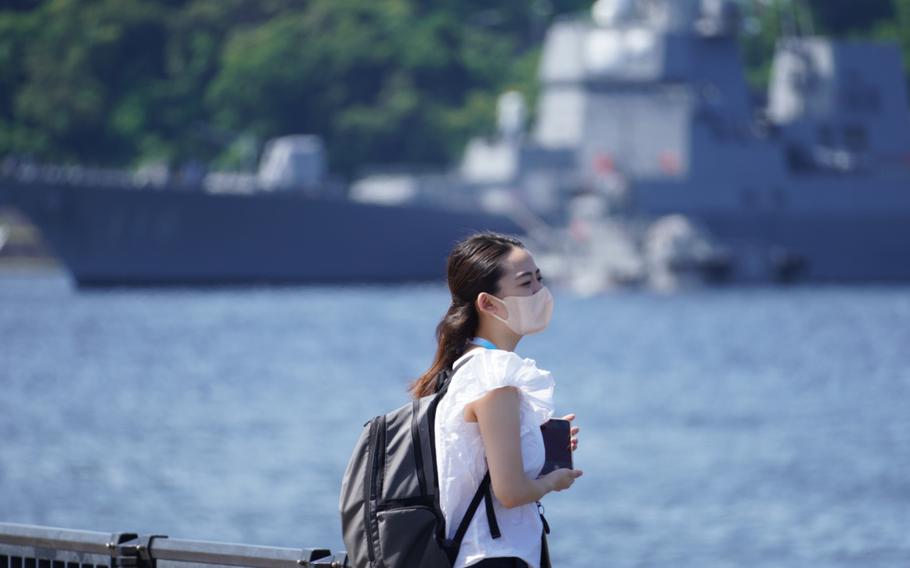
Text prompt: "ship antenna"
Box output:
[[761, 0, 793, 40], [794, 0, 815, 36], [775, 0, 813, 39]]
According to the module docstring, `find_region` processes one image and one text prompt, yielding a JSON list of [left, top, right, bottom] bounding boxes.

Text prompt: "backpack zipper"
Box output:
[[372, 415, 386, 499], [364, 416, 384, 564], [410, 400, 427, 497]]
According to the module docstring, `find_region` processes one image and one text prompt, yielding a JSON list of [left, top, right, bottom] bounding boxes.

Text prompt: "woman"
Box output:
[[410, 232, 583, 568]]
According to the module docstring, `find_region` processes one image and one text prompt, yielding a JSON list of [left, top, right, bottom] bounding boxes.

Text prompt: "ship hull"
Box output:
[[5, 175, 909, 286], [635, 177, 910, 282], [6, 181, 523, 287]]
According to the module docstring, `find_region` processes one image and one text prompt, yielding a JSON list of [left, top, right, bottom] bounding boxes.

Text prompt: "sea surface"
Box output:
[[1, 270, 909, 567]]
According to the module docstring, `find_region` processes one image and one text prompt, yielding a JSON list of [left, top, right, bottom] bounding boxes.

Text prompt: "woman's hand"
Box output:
[[562, 413, 580, 452], [539, 412, 583, 492], [472, 388, 585, 508], [542, 467, 583, 492]]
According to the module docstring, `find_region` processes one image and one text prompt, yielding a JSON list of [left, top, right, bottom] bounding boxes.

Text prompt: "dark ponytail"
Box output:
[[410, 232, 524, 398]]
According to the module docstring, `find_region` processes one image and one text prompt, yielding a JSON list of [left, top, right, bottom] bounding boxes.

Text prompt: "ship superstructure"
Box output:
[[463, 0, 910, 284]]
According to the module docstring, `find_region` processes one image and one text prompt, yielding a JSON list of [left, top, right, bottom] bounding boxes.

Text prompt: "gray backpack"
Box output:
[[339, 358, 501, 567]]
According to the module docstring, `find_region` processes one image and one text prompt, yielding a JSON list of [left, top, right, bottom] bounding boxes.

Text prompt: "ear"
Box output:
[[476, 292, 506, 319]]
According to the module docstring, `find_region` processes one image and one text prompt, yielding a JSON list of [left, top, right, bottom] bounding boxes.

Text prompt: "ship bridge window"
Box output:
[[841, 70, 881, 114], [844, 125, 868, 152], [842, 89, 881, 113], [785, 144, 815, 172]]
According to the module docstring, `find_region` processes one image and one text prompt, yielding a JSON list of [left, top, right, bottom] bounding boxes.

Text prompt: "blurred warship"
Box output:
[[2, 0, 910, 289], [0, 138, 522, 286], [462, 0, 910, 291]]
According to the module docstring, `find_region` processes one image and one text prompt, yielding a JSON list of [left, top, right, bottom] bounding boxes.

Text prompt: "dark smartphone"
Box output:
[[539, 418, 573, 476]]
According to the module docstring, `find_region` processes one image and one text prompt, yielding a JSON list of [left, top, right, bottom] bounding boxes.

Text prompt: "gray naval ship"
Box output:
[[0, 139, 523, 286], [1, 0, 909, 287], [462, 0, 910, 287]]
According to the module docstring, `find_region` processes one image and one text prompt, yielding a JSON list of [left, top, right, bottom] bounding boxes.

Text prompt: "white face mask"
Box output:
[[487, 286, 554, 336]]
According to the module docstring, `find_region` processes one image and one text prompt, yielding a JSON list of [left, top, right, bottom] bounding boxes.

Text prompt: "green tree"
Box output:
[[871, 0, 910, 82], [206, 0, 585, 175], [4, 0, 903, 173], [0, 9, 41, 155], [3, 0, 173, 163]]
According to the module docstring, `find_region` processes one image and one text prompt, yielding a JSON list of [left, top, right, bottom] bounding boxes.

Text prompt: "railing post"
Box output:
[[116, 535, 168, 568], [306, 551, 348, 567]]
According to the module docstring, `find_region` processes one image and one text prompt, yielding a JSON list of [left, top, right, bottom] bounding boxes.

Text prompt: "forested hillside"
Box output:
[[0, 0, 907, 176]]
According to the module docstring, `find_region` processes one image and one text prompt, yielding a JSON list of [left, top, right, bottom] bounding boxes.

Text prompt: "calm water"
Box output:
[[1, 270, 909, 567]]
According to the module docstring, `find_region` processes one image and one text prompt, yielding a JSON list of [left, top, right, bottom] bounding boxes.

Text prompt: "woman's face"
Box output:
[[495, 246, 544, 298]]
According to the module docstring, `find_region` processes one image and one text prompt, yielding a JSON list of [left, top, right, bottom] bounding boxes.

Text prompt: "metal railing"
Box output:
[[0, 524, 348, 568]]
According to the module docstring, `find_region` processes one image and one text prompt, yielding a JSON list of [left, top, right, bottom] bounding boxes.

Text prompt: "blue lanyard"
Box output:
[[471, 337, 498, 350]]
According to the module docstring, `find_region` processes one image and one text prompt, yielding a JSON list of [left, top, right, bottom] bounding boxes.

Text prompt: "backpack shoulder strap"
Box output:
[[447, 472, 501, 561], [482, 477, 501, 538], [436, 350, 481, 393], [437, 349, 502, 562]]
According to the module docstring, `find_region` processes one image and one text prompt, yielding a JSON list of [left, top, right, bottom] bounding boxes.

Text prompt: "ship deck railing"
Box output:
[[0, 524, 348, 568]]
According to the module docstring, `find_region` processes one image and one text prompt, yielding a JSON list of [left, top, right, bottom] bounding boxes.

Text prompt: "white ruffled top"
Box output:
[[434, 347, 555, 568]]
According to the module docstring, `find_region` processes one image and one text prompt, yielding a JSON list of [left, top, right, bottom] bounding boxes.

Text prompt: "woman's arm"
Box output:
[[469, 386, 583, 509]]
